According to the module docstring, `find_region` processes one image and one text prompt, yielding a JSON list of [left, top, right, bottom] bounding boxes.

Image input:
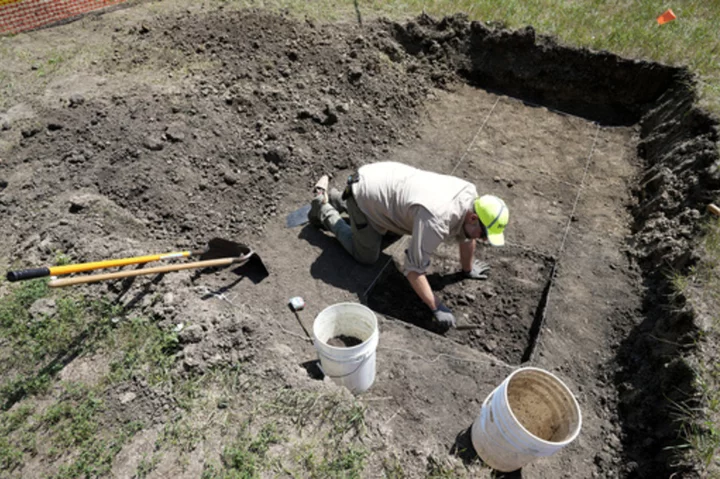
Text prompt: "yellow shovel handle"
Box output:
[[48, 257, 245, 288], [7, 251, 191, 282], [49, 252, 191, 275]]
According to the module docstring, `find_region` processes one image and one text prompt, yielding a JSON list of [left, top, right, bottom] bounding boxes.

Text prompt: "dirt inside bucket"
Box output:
[[327, 335, 364, 348], [507, 376, 568, 442]]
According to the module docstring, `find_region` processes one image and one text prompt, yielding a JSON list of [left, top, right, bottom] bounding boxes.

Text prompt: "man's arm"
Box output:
[[407, 270, 455, 329], [404, 208, 444, 308], [404, 211, 457, 329], [406, 271, 438, 310], [459, 239, 476, 273]]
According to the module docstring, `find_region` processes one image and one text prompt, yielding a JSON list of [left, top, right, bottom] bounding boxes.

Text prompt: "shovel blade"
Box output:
[[286, 204, 311, 228], [234, 253, 269, 283], [201, 238, 251, 260]]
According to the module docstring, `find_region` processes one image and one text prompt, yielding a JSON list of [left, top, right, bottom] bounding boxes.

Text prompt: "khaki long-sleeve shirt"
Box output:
[[352, 162, 477, 275]]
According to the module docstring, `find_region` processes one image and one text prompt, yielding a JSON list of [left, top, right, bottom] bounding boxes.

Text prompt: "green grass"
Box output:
[[382, 456, 407, 479], [0, 281, 184, 477], [202, 422, 281, 478], [0, 280, 157, 410], [684, 359, 720, 470], [263, 389, 367, 443], [670, 217, 720, 475], [157, 416, 206, 453], [202, 419, 369, 479], [307, 444, 368, 478], [53, 420, 144, 479], [54, 252, 72, 266], [196, 389, 371, 478], [136, 452, 162, 478], [105, 315, 180, 385], [426, 454, 465, 478], [35, 51, 64, 77], [43, 384, 104, 453], [0, 379, 145, 479], [0, 277, 178, 394]]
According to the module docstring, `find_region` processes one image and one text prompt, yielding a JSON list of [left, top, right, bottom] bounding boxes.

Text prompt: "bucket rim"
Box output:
[[313, 302, 378, 352], [500, 366, 583, 446]]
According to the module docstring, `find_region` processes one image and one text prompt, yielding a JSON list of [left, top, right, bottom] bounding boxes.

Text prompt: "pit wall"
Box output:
[[387, 14, 720, 475], [619, 79, 720, 475], [386, 14, 684, 125], [0, 0, 126, 35]]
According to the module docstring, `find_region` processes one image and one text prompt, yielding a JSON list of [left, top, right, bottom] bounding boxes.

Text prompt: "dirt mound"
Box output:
[[0, 8, 439, 267]]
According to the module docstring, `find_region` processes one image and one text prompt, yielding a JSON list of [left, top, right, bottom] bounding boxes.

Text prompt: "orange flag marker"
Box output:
[[657, 9, 677, 25]]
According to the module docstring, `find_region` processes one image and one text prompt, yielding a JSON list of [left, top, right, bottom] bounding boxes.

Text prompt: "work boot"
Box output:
[[313, 175, 329, 200], [309, 175, 329, 227], [328, 187, 347, 213]]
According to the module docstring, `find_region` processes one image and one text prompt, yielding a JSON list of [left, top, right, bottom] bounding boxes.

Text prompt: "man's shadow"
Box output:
[[299, 222, 468, 334], [298, 223, 401, 298], [365, 259, 467, 333]]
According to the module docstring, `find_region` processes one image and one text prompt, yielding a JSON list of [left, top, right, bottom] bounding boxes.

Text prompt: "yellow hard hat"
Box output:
[[474, 195, 509, 246]]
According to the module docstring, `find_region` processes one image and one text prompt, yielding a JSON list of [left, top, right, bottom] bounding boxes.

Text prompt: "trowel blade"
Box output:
[[286, 203, 311, 228]]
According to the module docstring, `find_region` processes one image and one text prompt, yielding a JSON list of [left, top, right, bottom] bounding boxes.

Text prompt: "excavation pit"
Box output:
[[367, 245, 554, 365]]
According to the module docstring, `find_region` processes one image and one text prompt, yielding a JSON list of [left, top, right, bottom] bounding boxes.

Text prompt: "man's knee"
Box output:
[[354, 247, 380, 265]]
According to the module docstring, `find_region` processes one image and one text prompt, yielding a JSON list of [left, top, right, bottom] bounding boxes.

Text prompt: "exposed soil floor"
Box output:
[[368, 242, 553, 364], [0, 3, 712, 479], [363, 83, 640, 477]]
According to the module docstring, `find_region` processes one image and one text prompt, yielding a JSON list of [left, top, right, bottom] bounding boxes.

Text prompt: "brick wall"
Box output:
[[0, 0, 127, 35]]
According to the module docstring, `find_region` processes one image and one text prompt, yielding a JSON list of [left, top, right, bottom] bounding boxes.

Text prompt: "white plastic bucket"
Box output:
[[471, 367, 582, 472], [312, 303, 379, 394]]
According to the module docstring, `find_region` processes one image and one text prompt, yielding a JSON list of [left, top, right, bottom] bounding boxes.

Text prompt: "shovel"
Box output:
[[48, 244, 268, 288], [6, 237, 250, 282]]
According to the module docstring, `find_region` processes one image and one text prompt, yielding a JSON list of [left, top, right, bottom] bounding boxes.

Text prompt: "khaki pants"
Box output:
[[316, 190, 383, 264]]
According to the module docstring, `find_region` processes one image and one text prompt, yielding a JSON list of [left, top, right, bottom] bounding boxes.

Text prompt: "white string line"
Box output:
[[557, 123, 601, 258], [362, 237, 405, 300], [384, 408, 402, 425], [462, 96, 604, 190], [363, 97, 502, 299], [377, 346, 513, 366], [450, 97, 501, 176], [522, 124, 602, 365], [269, 327, 513, 367], [279, 327, 313, 342], [528, 125, 600, 363]]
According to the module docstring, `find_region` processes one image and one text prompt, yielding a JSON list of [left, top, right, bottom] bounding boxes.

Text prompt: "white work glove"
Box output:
[[463, 260, 490, 280]]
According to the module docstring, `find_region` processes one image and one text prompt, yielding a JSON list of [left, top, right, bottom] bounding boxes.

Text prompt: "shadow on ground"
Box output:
[[299, 224, 401, 300]]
